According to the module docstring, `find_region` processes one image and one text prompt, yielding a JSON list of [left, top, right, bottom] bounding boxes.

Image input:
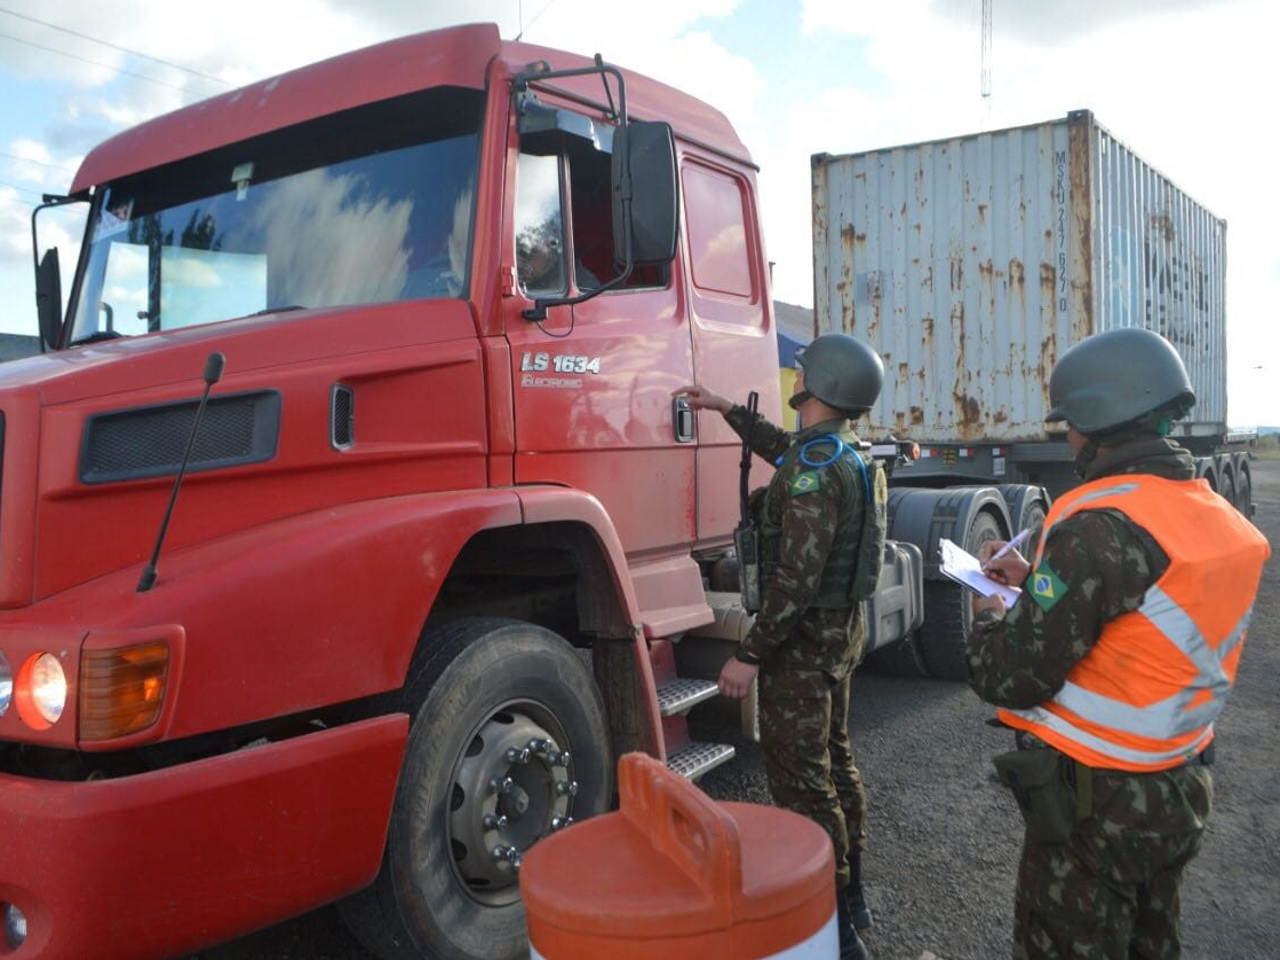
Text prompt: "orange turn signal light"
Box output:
[[79, 642, 170, 742]]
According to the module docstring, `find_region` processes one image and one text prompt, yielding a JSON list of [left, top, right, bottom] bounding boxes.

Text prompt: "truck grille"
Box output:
[[80, 392, 280, 484]]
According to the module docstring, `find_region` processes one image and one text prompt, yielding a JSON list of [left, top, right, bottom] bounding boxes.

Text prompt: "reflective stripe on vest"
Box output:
[[999, 474, 1271, 772]]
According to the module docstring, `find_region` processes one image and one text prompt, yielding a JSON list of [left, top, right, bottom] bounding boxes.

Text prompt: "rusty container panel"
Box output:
[[812, 110, 1227, 444], [1091, 122, 1227, 434]]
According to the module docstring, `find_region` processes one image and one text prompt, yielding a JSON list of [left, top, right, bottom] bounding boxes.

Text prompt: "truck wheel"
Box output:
[[996, 483, 1048, 535], [340, 618, 612, 960], [1220, 468, 1236, 511], [867, 632, 930, 676], [1236, 466, 1252, 515], [918, 511, 1003, 680]]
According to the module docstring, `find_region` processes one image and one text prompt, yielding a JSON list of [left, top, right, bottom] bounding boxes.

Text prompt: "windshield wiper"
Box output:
[[71, 330, 125, 345], [248, 304, 307, 317]]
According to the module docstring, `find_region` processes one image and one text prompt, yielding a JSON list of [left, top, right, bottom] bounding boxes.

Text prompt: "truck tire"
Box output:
[[996, 483, 1049, 535], [917, 511, 1003, 680], [1236, 464, 1253, 516], [867, 632, 930, 676], [1220, 467, 1237, 512], [340, 618, 612, 960]]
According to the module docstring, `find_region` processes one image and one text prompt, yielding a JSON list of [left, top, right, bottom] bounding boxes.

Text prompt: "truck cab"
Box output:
[[2, 22, 801, 960]]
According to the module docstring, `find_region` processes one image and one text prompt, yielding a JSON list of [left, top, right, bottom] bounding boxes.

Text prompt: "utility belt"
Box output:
[[993, 734, 1215, 843]]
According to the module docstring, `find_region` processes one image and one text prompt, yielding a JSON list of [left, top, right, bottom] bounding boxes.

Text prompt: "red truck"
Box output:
[[4, 22, 949, 960]]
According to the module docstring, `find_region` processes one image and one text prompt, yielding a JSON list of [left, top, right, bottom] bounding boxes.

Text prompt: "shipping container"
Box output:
[[812, 109, 1228, 448]]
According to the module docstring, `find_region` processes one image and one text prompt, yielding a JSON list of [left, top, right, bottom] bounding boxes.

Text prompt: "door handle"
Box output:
[[673, 396, 695, 443]]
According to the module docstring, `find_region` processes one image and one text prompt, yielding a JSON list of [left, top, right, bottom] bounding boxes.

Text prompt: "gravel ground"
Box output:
[[192, 459, 1280, 960]]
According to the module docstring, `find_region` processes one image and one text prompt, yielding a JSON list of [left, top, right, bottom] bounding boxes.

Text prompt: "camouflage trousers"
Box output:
[[1011, 759, 1213, 960], [759, 665, 866, 890]]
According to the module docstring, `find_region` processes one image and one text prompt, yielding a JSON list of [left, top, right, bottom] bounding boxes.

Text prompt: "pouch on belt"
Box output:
[[992, 747, 1077, 843]]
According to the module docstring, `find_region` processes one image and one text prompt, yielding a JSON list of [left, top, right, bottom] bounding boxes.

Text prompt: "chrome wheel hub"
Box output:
[[448, 709, 577, 903]]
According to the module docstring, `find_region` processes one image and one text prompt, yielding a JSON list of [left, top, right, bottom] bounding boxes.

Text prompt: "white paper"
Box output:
[[939, 538, 1021, 607]]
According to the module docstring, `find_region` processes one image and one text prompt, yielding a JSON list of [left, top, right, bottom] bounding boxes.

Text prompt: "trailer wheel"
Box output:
[[1220, 468, 1237, 512], [918, 511, 1003, 680], [1236, 466, 1252, 515], [340, 618, 612, 960]]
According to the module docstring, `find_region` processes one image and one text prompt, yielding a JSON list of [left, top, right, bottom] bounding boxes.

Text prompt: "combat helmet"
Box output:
[[1046, 327, 1195, 437], [794, 333, 884, 414]]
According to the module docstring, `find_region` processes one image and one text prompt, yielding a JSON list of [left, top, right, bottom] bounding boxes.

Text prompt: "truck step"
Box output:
[[657, 677, 721, 716], [666, 741, 736, 780]]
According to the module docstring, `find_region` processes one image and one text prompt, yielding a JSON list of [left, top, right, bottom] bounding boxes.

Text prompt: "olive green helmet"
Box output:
[[794, 333, 884, 414], [1046, 327, 1195, 436]]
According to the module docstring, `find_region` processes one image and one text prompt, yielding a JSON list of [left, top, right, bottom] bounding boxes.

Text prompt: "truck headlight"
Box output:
[[16, 652, 67, 729], [0, 651, 11, 717]]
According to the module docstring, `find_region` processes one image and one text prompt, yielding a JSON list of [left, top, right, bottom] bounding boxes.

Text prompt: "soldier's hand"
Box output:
[[978, 540, 1031, 587], [717, 657, 758, 699], [673, 384, 733, 414], [972, 592, 1007, 617]]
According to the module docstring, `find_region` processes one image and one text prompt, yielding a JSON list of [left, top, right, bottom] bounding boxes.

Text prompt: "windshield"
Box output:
[[67, 88, 482, 344]]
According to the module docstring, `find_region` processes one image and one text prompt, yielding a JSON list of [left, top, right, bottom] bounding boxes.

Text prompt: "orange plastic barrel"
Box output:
[[521, 752, 837, 960]]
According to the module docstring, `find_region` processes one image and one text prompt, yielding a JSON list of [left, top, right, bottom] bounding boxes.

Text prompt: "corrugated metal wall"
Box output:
[[813, 111, 1227, 443], [1092, 121, 1227, 430]]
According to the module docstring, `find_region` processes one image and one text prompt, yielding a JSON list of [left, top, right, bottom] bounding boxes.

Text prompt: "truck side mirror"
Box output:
[[612, 121, 678, 266], [36, 248, 63, 352]]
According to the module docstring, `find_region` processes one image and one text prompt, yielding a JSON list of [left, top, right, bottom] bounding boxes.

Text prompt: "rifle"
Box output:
[[734, 391, 762, 613]]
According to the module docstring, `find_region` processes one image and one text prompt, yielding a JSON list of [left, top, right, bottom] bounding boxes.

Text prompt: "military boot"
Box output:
[[836, 885, 870, 960], [848, 852, 872, 931]]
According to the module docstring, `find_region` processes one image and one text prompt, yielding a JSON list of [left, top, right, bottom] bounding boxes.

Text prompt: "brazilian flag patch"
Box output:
[[1028, 562, 1068, 612], [790, 471, 821, 496]]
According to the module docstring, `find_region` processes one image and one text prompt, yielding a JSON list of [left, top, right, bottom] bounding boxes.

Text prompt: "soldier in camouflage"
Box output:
[[967, 329, 1270, 959], [676, 333, 887, 960]]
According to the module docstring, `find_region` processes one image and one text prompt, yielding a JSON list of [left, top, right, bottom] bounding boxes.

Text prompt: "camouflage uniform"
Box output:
[[726, 404, 885, 889], [967, 438, 1215, 959]]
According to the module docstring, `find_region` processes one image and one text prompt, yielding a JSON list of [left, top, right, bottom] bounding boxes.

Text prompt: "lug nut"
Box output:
[[555, 780, 579, 797], [491, 845, 523, 869], [506, 747, 531, 764], [551, 815, 574, 831], [528, 738, 549, 755], [483, 813, 509, 830], [489, 776, 515, 795]]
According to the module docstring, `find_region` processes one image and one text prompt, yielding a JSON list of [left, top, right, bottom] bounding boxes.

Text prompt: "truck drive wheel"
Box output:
[[867, 631, 930, 676], [339, 618, 612, 960], [1236, 466, 1252, 516], [1220, 468, 1237, 513], [918, 511, 1003, 680]]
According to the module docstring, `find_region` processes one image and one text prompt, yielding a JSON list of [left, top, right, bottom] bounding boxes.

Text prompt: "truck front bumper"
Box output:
[[0, 714, 407, 960]]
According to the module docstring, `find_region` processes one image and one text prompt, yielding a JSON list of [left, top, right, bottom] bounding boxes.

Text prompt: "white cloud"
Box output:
[[1, 0, 1277, 421], [777, 0, 1280, 424], [0, 189, 31, 258]]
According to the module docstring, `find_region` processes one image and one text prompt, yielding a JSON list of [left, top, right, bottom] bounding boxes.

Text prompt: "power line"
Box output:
[[0, 4, 231, 89], [0, 176, 44, 201], [0, 29, 198, 96], [0, 150, 76, 173]]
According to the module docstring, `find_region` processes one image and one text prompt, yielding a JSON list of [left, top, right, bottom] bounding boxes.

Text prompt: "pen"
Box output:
[[985, 527, 1031, 567]]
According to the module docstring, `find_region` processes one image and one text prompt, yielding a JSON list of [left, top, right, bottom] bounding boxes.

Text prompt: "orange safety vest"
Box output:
[[999, 474, 1271, 772]]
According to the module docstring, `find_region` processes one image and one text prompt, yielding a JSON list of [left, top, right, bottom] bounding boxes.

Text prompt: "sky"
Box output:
[[0, 0, 1276, 426]]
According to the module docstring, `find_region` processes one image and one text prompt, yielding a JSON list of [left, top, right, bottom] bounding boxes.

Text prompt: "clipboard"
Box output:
[[938, 538, 1021, 607]]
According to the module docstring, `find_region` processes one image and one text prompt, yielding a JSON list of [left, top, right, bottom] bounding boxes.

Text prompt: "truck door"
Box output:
[[505, 135, 697, 558], [681, 156, 781, 542]]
